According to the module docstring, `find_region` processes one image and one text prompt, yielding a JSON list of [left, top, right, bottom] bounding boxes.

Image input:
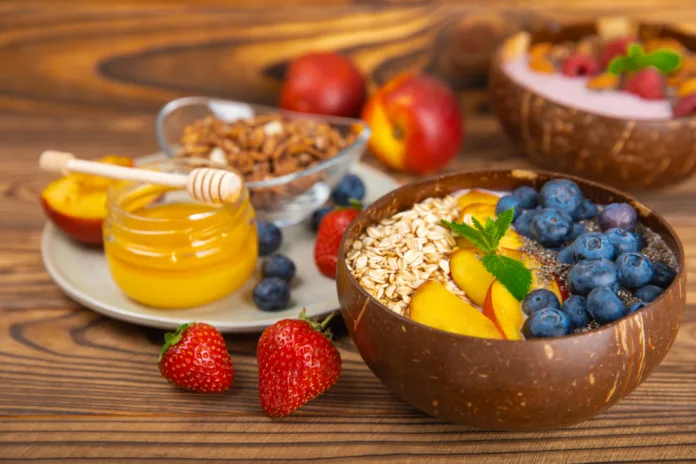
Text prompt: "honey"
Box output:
[[103, 160, 257, 309]]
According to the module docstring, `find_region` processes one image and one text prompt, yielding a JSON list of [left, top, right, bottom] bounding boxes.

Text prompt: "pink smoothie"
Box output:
[[503, 55, 673, 120]]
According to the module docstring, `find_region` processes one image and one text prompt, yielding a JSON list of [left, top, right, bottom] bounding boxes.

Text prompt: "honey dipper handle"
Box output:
[[39, 150, 243, 204]]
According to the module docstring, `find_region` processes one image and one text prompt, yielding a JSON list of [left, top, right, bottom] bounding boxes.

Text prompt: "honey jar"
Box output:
[[103, 159, 257, 309]]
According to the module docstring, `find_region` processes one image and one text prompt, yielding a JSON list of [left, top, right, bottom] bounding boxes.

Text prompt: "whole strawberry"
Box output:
[[257, 310, 341, 417], [623, 67, 665, 100], [314, 202, 361, 278], [159, 322, 233, 393]]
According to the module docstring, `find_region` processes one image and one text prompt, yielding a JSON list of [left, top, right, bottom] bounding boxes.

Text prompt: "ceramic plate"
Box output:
[[41, 155, 399, 333]]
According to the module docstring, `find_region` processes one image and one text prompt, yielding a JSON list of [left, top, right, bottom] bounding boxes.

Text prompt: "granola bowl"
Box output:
[[336, 169, 686, 431], [156, 96, 371, 226]]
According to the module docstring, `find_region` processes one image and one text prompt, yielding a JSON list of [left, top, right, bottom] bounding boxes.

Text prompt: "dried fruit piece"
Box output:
[[529, 42, 553, 60], [587, 72, 620, 91], [623, 68, 665, 100], [678, 77, 696, 97], [673, 93, 696, 117], [644, 37, 686, 54], [529, 57, 555, 73], [562, 54, 600, 77]]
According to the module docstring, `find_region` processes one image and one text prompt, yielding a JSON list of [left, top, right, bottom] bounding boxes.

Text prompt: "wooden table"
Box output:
[[1, 1, 695, 462]]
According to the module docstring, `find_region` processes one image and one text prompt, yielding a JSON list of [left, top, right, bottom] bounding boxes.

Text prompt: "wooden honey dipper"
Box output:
[[39, 150, 243, 205]]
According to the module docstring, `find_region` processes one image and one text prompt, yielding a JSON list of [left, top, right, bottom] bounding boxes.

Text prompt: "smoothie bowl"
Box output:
[[336, 170, 685, 431], [490, 17, 696, 190]]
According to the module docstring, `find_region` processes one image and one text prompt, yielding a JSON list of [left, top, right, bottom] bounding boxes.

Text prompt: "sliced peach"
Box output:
[[457, 202, 497, 226], [483, 280, 525, 340], [40, 156, 133, 246], [450, 249, 496, 307], [498, 248, 564, 302], [410, 281, 503, 339], [455, 228, 524, 252], [456, 190, 499, 211]]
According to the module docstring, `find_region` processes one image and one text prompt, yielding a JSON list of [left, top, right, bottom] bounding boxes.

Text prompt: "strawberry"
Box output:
[[600, 37, 635, 67], [159, 322, 233, 393], [561, 54, 600, 77], [674, 93, 696, 117], [623, 67, 665, 100], [313, 202, 361, 278], [257, 309, 341, 417]]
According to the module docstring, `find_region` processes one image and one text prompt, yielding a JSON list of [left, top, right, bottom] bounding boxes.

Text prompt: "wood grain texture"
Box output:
[[1, 0, 695, 461]]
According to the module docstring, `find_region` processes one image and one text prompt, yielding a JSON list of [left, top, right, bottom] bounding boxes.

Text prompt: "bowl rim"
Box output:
[[491, 21, 696, 123], [338, 168, 686, 344], [155, 95, 372, 189]]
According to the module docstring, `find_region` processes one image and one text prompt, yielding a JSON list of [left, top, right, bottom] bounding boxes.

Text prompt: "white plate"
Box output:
[[41, 156, 399, 333]]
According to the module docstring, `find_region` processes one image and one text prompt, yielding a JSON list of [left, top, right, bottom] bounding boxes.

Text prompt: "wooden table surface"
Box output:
[[2, 1, 696, 462]]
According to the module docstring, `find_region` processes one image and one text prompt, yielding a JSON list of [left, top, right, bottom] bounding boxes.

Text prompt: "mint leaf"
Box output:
[[627, 43, 643, 58], [491, 208, 514, 248], [470, 216, 487, 235], [608, 56, 628, 75], [442, 220, 491, 253], [646, 49, 682, 74], [481, 254, 532, 301]]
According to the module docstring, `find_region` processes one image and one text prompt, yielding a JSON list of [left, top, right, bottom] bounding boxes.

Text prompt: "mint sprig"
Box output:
[[442, 208, 532, 301], [609, 43, 682, 75]]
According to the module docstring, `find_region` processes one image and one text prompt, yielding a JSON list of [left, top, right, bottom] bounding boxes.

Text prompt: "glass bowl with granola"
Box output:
[[156, 96, 371, 226]]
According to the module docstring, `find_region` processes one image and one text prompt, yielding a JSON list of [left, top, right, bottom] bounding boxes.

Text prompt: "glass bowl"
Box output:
[[155, 96, 371, 227]]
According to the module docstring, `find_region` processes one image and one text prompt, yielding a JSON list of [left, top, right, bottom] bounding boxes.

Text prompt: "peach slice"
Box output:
[[456, 190, 499, 211], [483, 280, 525, 340], [455, 228, 524, 252], [410, 281, 503, 339], [450, 249, 496, 307], [40, 155, 133, 246], [499, 248, 564, 302], [457, 202, 497, 226]]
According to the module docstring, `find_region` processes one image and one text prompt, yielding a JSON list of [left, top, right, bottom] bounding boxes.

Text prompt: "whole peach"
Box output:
[[279, 52, 366, 118], [361, 73, 464, 174]]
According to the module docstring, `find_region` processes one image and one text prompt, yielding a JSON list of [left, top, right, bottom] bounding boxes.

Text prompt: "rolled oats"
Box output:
[[346, 195, 472, 316]]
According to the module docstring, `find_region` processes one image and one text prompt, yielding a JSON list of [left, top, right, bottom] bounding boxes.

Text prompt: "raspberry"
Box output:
[[673, 93, 696, 117], [622, 68, 665, 100], [561, 54, 600, 77], [600, 37, 635, 67]]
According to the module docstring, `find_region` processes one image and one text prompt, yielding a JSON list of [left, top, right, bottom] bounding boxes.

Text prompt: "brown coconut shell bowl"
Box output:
[[489, 18, 696, 190], [337, 169, 686, 431]]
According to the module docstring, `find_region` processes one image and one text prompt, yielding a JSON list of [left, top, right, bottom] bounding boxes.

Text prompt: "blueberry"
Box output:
[[310, 206, 332, 233], [650, 261, 677, 289], [627, 301, 646, 314], [634, 285, 664, 303], [331, 174, 365, 206], [262, 254, 296, 282], [521, 288, 561, 316], [615, 253, 654, 289], [512, 186, 539, 209], [513, 209, 537, 237], [598, 203, 638, 231], [567, 258, 621, 296], [587, 286, 627, 324], [540, 179, 584, 218], [561, 295, 591, 328], [531, 208, 572, 248], [568, 222, 587, 242], [603, 228, 639, 258], [557, 246, 575, 264], [496, 195, 521, 220], [257, 220, 282, 256], [572, 232, 615, 261], [253, 277, 290, 311], [522, 309, 573, 338], [577, 199, 598, 220]]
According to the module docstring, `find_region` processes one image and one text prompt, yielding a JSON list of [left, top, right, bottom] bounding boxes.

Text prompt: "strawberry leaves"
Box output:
[[609, 43, 682, 75], [443, 207, 531, 301]]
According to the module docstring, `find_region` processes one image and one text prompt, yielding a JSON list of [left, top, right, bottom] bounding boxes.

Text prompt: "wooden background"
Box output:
[[1, 0, 696, 461]]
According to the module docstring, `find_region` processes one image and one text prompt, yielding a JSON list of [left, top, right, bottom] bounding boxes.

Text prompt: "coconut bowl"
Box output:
[[489, 18, 696, 190], [337, 169, 685, 431]]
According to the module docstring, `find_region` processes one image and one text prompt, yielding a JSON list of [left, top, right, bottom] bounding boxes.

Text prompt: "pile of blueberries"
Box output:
[[252, 174, 366, 312], [497, 179, 678, 339]]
